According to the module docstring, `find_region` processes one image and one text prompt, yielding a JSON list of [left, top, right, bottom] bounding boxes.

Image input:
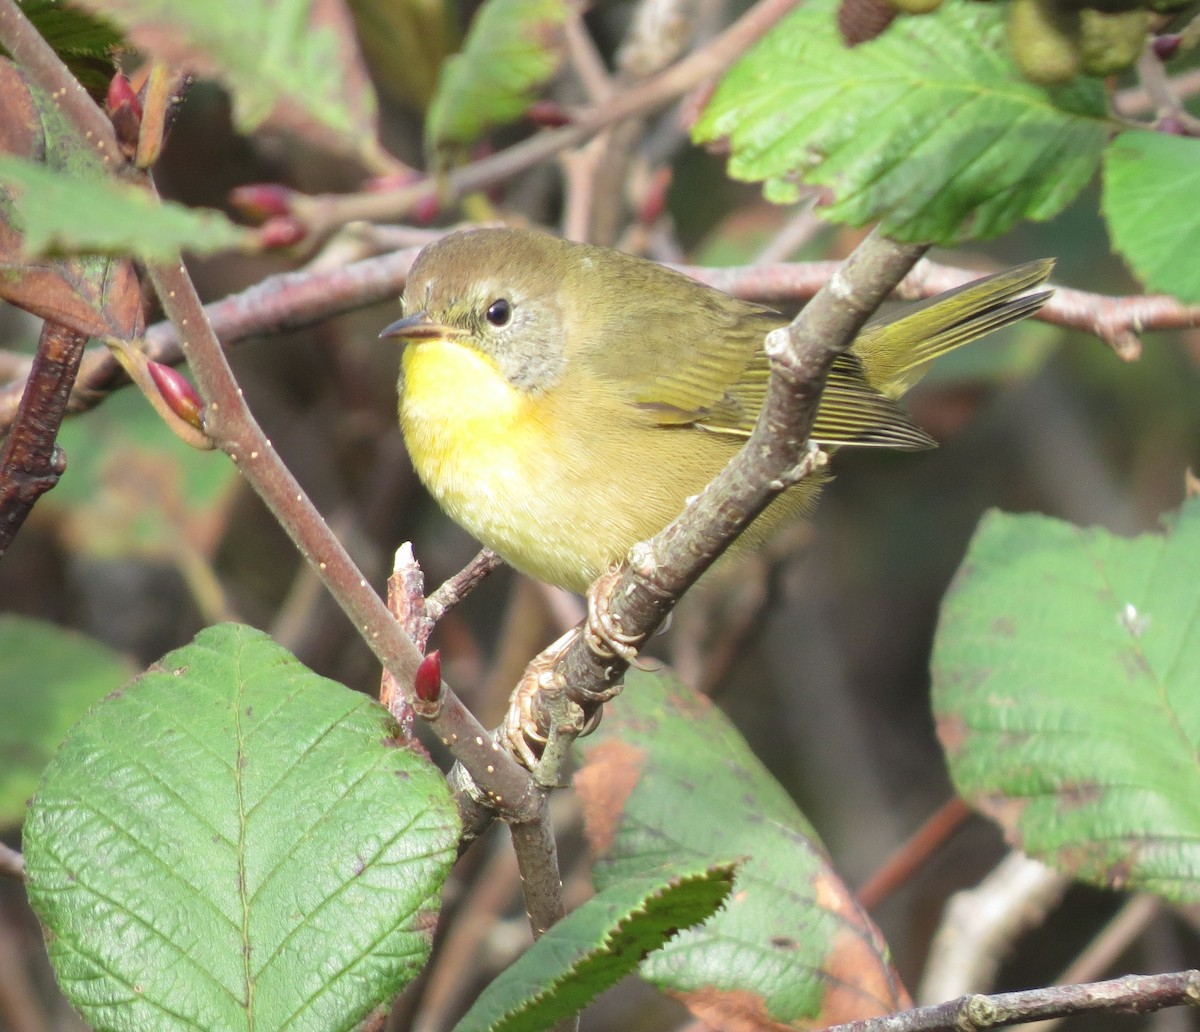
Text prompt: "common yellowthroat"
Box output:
[[383, 228, 1052, 592]]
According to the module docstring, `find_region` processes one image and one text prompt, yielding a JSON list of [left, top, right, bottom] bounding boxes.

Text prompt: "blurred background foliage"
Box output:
[[2, 0, 1200, 1026]]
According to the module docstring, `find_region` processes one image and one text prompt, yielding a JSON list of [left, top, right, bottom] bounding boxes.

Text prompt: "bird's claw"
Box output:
[[584, 566, 644, 663], [503, 630, 575, 769]]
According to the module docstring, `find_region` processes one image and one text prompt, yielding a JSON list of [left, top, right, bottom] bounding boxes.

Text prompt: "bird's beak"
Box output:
[[379, 312, 457, 343]]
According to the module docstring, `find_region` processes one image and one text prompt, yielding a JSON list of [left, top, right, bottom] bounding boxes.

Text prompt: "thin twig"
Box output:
[[827, 970, 1200, 1032], [856, 797, 972, 911], [0, 246, 424, 433], [563, 7, 613, 102], [509, 793, 567, 939], [1116, 68, 1200, 116], [683, 258, 1191, 360], [426, 549, 506, 623], [291, 0, 804, 235], [1133, 46, 1200, 134]]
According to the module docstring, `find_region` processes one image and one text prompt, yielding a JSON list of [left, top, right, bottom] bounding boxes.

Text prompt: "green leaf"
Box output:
[[932, 501, 1200, 902], [5, 0, 124, 97], [425, 0, 566, 161], [70, 0, 383, 163], [452, 860, 737, 1032], [0, 155, 250, 259], [349, 0, 459, 113], [0, 65, 145, 338], [0, 617, 132, 828], [24, 623, 461, 1032], [692, 0, 1111, 243], [1103, 130, 1200, 304], [575, 670, 908, 1030], [13, 0, 124, 59], [46, 387, 237, 560]]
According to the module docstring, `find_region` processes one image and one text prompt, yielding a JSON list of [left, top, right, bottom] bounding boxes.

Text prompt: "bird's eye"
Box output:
[[485, 298, 512, 327]]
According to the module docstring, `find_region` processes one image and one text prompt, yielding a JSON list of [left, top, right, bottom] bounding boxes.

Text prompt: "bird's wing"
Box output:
[[577, 264, 936, 451], [697, 350, 936, 450], [580, 286, 779, 425]]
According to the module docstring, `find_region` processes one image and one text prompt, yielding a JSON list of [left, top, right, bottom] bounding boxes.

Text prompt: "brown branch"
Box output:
[[1116, 68, 1200, 117], [824, 970, 1200, 1032], [0, 246, 422, 433], [509, 793, 567, 938], [682, 258, 1198, 361], [856, 797, 972, 911], [384, 544, 566, 929], [426, 549, 505, 624], [3, 248, 1188, 442], [1132, 47, 1200, 135], [0, 322, 88, 554]]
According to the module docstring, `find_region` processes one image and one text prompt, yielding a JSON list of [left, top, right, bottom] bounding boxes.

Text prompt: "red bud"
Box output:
[[106, 73, 143, 154], [257, 215, 307, 249], [1157, 115, 1186, 136], [229, 183, 295, 223], [1153, 34, 1181, 60], [412, 191, 440, 225], [147, 361, 203, 429], [106, 73, 142, 119], [414, 650, 442, 704], [526, 100, 572, 128]]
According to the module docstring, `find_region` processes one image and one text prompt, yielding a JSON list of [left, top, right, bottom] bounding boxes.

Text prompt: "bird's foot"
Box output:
[[502, 568, 642, 770], [504, 629, 572, 770], [583, 565, 644, 663]]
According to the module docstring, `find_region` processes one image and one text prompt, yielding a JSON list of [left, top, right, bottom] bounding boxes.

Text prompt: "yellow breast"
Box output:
[[399, 338, 622, 590]]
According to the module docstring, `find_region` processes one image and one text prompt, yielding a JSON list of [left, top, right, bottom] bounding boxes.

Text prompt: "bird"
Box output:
[[382, 227, 1053, 595]]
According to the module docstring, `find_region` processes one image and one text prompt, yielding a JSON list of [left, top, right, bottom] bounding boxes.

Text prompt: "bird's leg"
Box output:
[[503, 567, 645, 770]]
